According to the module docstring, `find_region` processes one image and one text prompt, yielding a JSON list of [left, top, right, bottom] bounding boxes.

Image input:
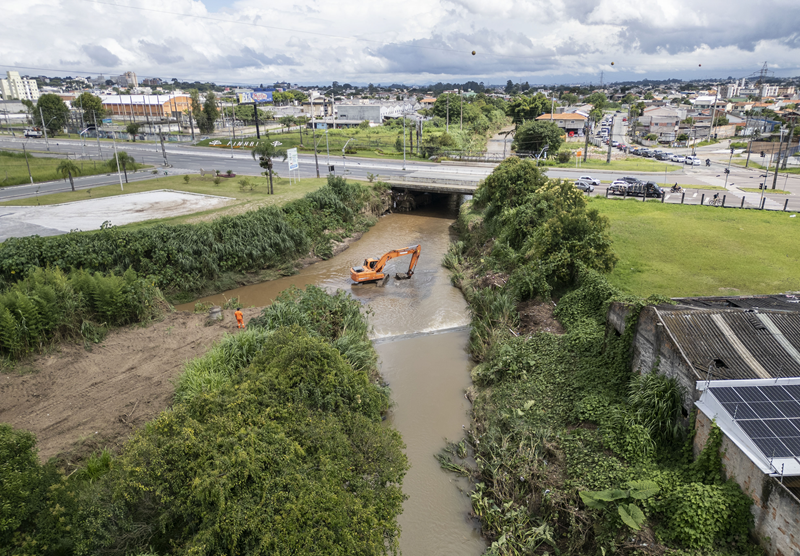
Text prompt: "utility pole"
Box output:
[[606, 115, 614, 163], [772, 127, 787, 189], [252, 104, 261, 139], [188, 109, 196, 140], [21, 143, 34, 184], [744, 113, 754, 168], [781, 124, 795, 170], [311, 105, 320, 178], [92, 111, 102, 157], [39, 107, 50, 151], [583, 116, 590, 162], [460, 89, 463, 131], [158, 125, 168, 166], [446, 95, 449, 133], [709, 94, 719, 140], [403, 113, 406, 170], [112, 134, 124, 191]]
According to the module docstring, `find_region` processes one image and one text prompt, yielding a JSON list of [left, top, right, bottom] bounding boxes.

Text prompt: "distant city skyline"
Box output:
[[2, 0, 799, 87]]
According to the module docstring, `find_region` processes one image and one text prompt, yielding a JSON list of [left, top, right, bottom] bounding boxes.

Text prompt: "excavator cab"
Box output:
[[350, 245, 421, 284]]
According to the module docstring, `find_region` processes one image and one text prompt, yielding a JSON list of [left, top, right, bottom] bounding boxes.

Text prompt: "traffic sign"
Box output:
[[287, 148, 298, 171], [102, 118, 112, 124]]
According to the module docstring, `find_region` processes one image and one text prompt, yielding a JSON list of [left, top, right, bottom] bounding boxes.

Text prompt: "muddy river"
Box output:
[[181, 199, 486, 556]]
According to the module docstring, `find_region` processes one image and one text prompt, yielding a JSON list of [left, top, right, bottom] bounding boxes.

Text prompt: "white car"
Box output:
[[578, 175, 600, 185], [671, 154, 686, 163], [685, 156, 701, 166]]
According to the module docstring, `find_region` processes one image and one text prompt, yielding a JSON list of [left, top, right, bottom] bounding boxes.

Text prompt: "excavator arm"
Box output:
[[350, 245, 421, 283]]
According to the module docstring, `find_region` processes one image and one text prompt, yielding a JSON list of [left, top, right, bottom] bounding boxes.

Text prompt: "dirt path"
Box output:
[[0, 307, 262, 462]]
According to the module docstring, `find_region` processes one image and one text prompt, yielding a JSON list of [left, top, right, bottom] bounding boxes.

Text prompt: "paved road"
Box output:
[[1, 136, 797, 212]]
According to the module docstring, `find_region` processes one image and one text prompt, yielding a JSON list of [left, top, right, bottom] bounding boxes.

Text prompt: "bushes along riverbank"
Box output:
[[0, 176, 388, 300], [443, 158, 761, 555], [0, 286, 407, 555]]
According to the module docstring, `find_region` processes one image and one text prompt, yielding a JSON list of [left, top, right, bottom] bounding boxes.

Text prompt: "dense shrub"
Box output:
[[0, 177, 382, 294], [0, 267, 163, 360]]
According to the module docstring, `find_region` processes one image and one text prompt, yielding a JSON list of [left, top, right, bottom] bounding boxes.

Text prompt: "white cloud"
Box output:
[[0, 0, 797, 85]]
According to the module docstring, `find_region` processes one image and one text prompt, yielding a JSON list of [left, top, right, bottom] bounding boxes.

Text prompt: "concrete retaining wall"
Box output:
[[695, 412, 800, 556]]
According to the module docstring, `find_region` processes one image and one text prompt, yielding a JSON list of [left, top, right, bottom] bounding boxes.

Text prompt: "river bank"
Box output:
[[442, 157, 762, 555]]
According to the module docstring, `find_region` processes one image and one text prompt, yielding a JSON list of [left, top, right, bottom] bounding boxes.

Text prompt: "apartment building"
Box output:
[[0, 71, 40, 102]]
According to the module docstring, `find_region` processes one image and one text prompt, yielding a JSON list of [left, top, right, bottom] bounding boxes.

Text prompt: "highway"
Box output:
[[1, 136, 798, 212]]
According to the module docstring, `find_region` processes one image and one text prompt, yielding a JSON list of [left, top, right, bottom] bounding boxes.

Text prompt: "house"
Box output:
[[534, 112, 587, 135], [607, 294, 800, 556]]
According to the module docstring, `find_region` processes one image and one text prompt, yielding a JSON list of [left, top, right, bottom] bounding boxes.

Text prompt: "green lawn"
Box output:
[[547, 157, 683, 172], [0, 150, 146, 187], [590, 197, 800, 297], [737, 187, 791, 194], [0, 173, 330, 226]]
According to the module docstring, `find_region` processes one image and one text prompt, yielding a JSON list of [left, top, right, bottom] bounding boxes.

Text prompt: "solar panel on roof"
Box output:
[[784, 385, 800, 400], [709, 388, 744, 403], [752, 437, 793, 458], [708, 385, 800, 460], [774, 401, 800, 418]]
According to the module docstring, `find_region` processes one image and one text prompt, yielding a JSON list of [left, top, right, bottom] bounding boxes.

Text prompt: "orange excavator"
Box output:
[[350, 245, 422, 285]]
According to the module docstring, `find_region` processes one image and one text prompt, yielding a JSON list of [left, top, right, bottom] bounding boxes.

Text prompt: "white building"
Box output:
[[0, 71, 40, 102]]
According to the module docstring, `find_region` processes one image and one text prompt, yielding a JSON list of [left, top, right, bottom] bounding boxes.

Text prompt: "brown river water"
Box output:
[[179, 199, 486, 555]]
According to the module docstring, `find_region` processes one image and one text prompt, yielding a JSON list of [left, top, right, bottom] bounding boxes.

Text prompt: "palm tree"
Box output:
[[295, 116, 309, 146], [108, 151, 136, 183], [56, 160, 81, 191], [251, 140, 287, 195]]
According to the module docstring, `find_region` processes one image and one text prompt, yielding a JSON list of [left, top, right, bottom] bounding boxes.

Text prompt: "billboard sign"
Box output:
[[102, 118, 113, 124], [237, 88, 274, 104], [287, 148, 299, 171]]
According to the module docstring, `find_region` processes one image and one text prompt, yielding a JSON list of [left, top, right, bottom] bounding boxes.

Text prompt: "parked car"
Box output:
[[641, 150, 655, 158], [671, 154, 686, 163], [685, 156, 701, 165], [608, 180, 629, 195], [623, 117, 628, 122], [630, 148, 641, 156], [578, 175, 600, 185], [574, 180, 595, 193], [655, 152, 672, 161]]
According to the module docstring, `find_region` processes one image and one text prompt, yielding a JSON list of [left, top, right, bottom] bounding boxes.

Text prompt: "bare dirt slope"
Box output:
[[0, 307, 261, 462]]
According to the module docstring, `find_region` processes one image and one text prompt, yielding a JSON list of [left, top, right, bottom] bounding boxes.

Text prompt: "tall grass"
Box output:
[[0, 267, 164, 360], [0, 176, 384, 295], [176, 285, 378, 403]]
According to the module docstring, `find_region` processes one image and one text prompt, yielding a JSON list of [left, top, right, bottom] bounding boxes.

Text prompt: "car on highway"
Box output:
[[655, 152, 672, 161], [685, 156, 701, 166], [620, 176, 642, 184], [574, 180, 595, 193], [578, 175, 600, 185], [671, 154, 685, 163], [630, 147, 641, 156], [612, 140, 619, 147], [24, 129, 43, 138], [608, 180, 633, 195]]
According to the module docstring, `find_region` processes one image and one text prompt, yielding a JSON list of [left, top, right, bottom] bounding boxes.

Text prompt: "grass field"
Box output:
[[0, 173, 331, 227], [589, 197, 800, 297], [199, 128, 430, 161], [738, 187, 791, 194], [0, 150, 146, 187], [548, 157, 683, 172], [731, 159, 800, 174]]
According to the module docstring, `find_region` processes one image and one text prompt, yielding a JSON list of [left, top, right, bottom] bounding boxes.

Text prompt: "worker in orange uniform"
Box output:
[[234, 307, 245, 329]]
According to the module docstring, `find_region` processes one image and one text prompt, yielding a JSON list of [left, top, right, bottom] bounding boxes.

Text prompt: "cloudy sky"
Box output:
[[3, 0, 799, 86]]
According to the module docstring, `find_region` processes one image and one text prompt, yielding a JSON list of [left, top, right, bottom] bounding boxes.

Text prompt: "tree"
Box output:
[[585, 92, 608, 111], [126, 122, 142, 141], [279, 115, 296, 134], [512, 120, 563, 154], [505, 80, 514, 94], [201, 91, 219, 134], [72, 92, 106, 126], [645, 133, 659, 141], [32, 94, 69, 136], [56, 160, 81, 191], [251, 139, 287, 195], [677, 133, 689, 142], [295, 116, 310, 145], [560, 92, 579, 106], [622, 93, 637, 105], [506, 93, 549, 125], [108, 151, 135, 183], [714, 116, 729, 127], [189, 89, 207, 135], [644, 92, 654, 100]]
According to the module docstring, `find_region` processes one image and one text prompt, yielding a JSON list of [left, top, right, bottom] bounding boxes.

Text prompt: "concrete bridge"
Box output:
[[381, 177, 479, 195]]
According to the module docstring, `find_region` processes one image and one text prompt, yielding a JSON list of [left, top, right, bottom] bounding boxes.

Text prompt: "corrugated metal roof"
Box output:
[[658, 309, 800, 380]]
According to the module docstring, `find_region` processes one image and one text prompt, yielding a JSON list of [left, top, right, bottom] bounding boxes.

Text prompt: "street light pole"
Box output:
[[403, 113, 407, 170], [21, 142, 34, 184], [772, 127, 788, 189], [39, 107, 50, 151]]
